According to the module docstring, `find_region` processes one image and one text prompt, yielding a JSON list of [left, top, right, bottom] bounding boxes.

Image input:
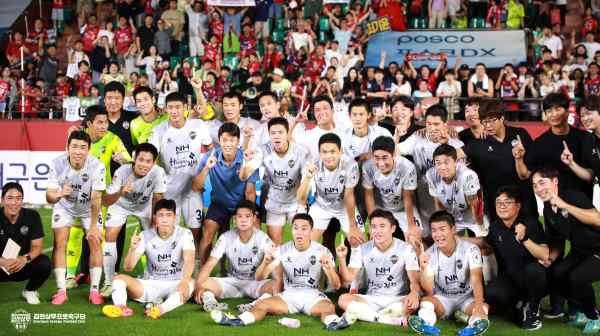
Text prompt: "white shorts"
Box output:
[[390, 209, 422, 236], [278, 288, 331, 315], [212, 277, 270, 299], [105, 204, 151, 230], [175, 192, 203, 229], [51, 205, 102, 230], [457, 216, 490, 238], [357, 294, 406, 311], [134, 279, 194, 304], [266, 202, 298, 227], [434, 294, 474, 319], [309, 203, 362, 234]]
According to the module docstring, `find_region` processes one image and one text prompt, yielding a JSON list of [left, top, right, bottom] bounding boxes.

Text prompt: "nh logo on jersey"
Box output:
[[294, 268, 309, 277], [376, 267, 391, 276], [238, 257, 253, 265], [176, 144, 190, 154], [445, 274, 458, 284], [324, 187, 339, 194], [381, 188, 394, 194], [157, 254, 172, 262], [274, 170, 289, 177]]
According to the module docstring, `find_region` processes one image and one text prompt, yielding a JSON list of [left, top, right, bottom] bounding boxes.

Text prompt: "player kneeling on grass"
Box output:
[[100, 143, 166, 297], [336, 209, 421, 328], [210, 213, 349, 330], [409, 211, 489, 336], [194, 200, 276, 313], [102, 199, 195, 319]]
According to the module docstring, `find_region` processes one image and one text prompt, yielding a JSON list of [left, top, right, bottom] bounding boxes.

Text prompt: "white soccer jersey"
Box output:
[[148, 118, 212, 198], [292, 125, 346, 162], [426, 164, 481, 230], [260, 142, 310, 208], [47, 154, 106, 217], [107, 164, 167, 213], [210, 228, 273, 281], [362, 155, 418, 212], [135, 225, 195, 281], [275, 241, 334, 290], [349, 238, 419, 296], [426, 239, 482, 297], [340, 125, 392, 159], [398, 134, 464, 177], [207, 117, 262, 149], [313, 155, 359, 211]]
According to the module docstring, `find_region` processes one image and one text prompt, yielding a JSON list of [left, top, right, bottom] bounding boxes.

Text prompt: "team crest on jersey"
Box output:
[[339, 176, 345, 184], [394, 177, 401, 185], [288, 160, 295, 168], [147, 180, 152, 187], [286, 256, 292, 262], [122, 121, 130, 130], [252, 246, 259, 254], [170, 241, 176, 249], [390, 254, 399, 264], [53, 214, 60, 222], [310, 255, 316, 265], [166, 137, 172, 143], [189, 131, 197, 140], [106, 213, 111, 221], [81, 173, 89, 182], [368, 257, 375, 263], [456, 259, 463, 269], [20, 226, 29, 236]]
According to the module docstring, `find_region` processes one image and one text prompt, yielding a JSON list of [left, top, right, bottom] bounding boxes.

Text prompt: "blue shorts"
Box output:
[[205, 203, 235, 228]]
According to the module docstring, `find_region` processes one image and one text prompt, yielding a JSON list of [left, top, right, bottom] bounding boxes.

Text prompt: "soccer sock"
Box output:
[[323, 314, 339, 326], [379, 302, 406, 317], [418, 301, 437, 326], [239, 312, 256, 325], [54, 268, 66, 290], [90, 267, 102, 291], [160, 292, 183, 314], [66, 227, 84, 277], [103, 242, 117, 284], [346, 301, 378, 322], [481, 255, 497, 284], [111, 279, 127, 306]]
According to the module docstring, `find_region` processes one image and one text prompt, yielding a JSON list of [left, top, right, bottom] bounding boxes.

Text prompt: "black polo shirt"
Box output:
[[464, 126, 537, 217], [459, 128, 477, 146], [108, 110, 138, 154], [526, 126, 592, 198], [581, 132, 600, 184], [0, 208, 44, 256], [543, 189, 600, 256], [486, 214, 547, 275]]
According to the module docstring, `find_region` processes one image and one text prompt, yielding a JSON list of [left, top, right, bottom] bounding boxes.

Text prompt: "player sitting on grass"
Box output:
[[336, 209, 421, 328], [194, 200, 276, 312], [210, 213, 350, 330], [102, 199, 195, 319], [408, 211, 489, 336]]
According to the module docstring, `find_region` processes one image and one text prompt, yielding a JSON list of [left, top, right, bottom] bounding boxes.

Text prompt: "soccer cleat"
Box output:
[[65, 277, 78, 289], [583, 318, 600, 334], [568, 312, 589, 327], [522, 305, 542, 331], [457, 319, 490, 336], [210, 310, 245, 327], [202, 294, 229, 312], [326, 315, 355, 331], [100, 283, 113, 298], [145, 305, 164, 320], [102, 305, 134, 318], [22, 290, 40, 305], [454, 310, 470, 324], [51, 290, 68, 305], [89, 290, 104, 305], [237, 302, 255, 313], [543, 305, 565, 319], [408, 315, 441, 336]]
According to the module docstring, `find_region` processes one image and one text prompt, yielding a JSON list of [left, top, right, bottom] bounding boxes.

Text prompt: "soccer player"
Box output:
[[426, 144, 486, 237], [194, 200, 275, 312], [340, 98, 392, 161], [257, 117, 310, 245], [46, 130, 106, 305], [335, 209, 422, 328], [297, 133, 365, 247], [101, 199, 195, 319], [206, 91, 262, 149], [210, 213, 347, 330], [149, 91, 213, 247], [130, 86, 168, 146], [408, 211, 490, 336], [362, 135, 420, 239], [100, 143, 167, 297]]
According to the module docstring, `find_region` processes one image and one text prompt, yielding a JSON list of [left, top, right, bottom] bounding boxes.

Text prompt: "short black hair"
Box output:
[[433, 143, 457, 161], [390, 95, 415, 110], [425, 104, 448, 122], [104, 81, 125, 98], [369, 209, 398, 228], [312, 95, 333, 109], [257, 90, 279, 103], [429, 210, 455, 227], [495, 185, 522, 204], [532, 166, 560, 180], [85, 105, 107, 123], [235, 200, 257, 214], [134, 143, 158, 161], [165, 91, 186, 105], [223, 91, 244, 104], [68, 130, 91, 146], [153, 198, 177, 214], [465, 97, 481, 107], [268, 116, 289, 132], [479, 101, 504, 120], [371, 135, 395, 155], [542, 92, 570, 111], [218, 122, 240, 139], [133, 86, 154, 100], [349, 98, 371, 115], [291, 213, 314, 227], [583, 95, 600, 112], [318, 133, 341, 150], [2, 182, 23, 198]]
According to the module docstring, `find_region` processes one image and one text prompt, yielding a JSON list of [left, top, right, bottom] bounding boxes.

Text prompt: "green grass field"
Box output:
[[0, 208, 595, 336]]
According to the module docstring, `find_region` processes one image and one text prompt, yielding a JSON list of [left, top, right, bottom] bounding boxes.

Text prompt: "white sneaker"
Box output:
[[22, 290, 40, 304]]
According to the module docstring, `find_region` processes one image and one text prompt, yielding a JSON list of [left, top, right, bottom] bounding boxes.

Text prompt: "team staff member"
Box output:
[[533, 168, 600, 334], [0, 182, 51, 305], [104, 81, 137, 154]]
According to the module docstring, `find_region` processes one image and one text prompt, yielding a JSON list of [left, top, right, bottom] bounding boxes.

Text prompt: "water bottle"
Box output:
[[278, 317, 301, 328]]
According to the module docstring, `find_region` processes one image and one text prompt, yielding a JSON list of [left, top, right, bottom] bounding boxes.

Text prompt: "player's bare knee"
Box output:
[[337, 293, 355, 309]]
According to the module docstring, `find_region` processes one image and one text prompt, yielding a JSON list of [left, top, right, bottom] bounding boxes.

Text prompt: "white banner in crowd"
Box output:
[[207, 0, 256, 6], [0, 151, 62, 205]]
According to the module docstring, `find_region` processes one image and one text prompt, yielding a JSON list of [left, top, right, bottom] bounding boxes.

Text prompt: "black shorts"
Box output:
[[205, 203, 235, 228]]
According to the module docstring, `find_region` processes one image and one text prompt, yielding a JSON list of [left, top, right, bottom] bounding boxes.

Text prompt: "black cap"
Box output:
[[518, 61, 528, 68], [459, 64, 469, 70]]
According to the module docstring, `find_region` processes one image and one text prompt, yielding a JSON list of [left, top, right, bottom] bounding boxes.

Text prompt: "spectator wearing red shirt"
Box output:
[[25, 19, 47, 56], [74, 60, 93, 97], [585, 62, 600, 96], [581, 7, 598, 38], [80, 15, 100, 53], [262, 41, 284, 74], [202, 35, 221, 64], [114, 16, 137, 66], [378, 0, 407, 31], [0, 67, 12, 113], [239, 24, 257, 57], [305, 44, 327, 83], [6, 32, 30, 66]]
